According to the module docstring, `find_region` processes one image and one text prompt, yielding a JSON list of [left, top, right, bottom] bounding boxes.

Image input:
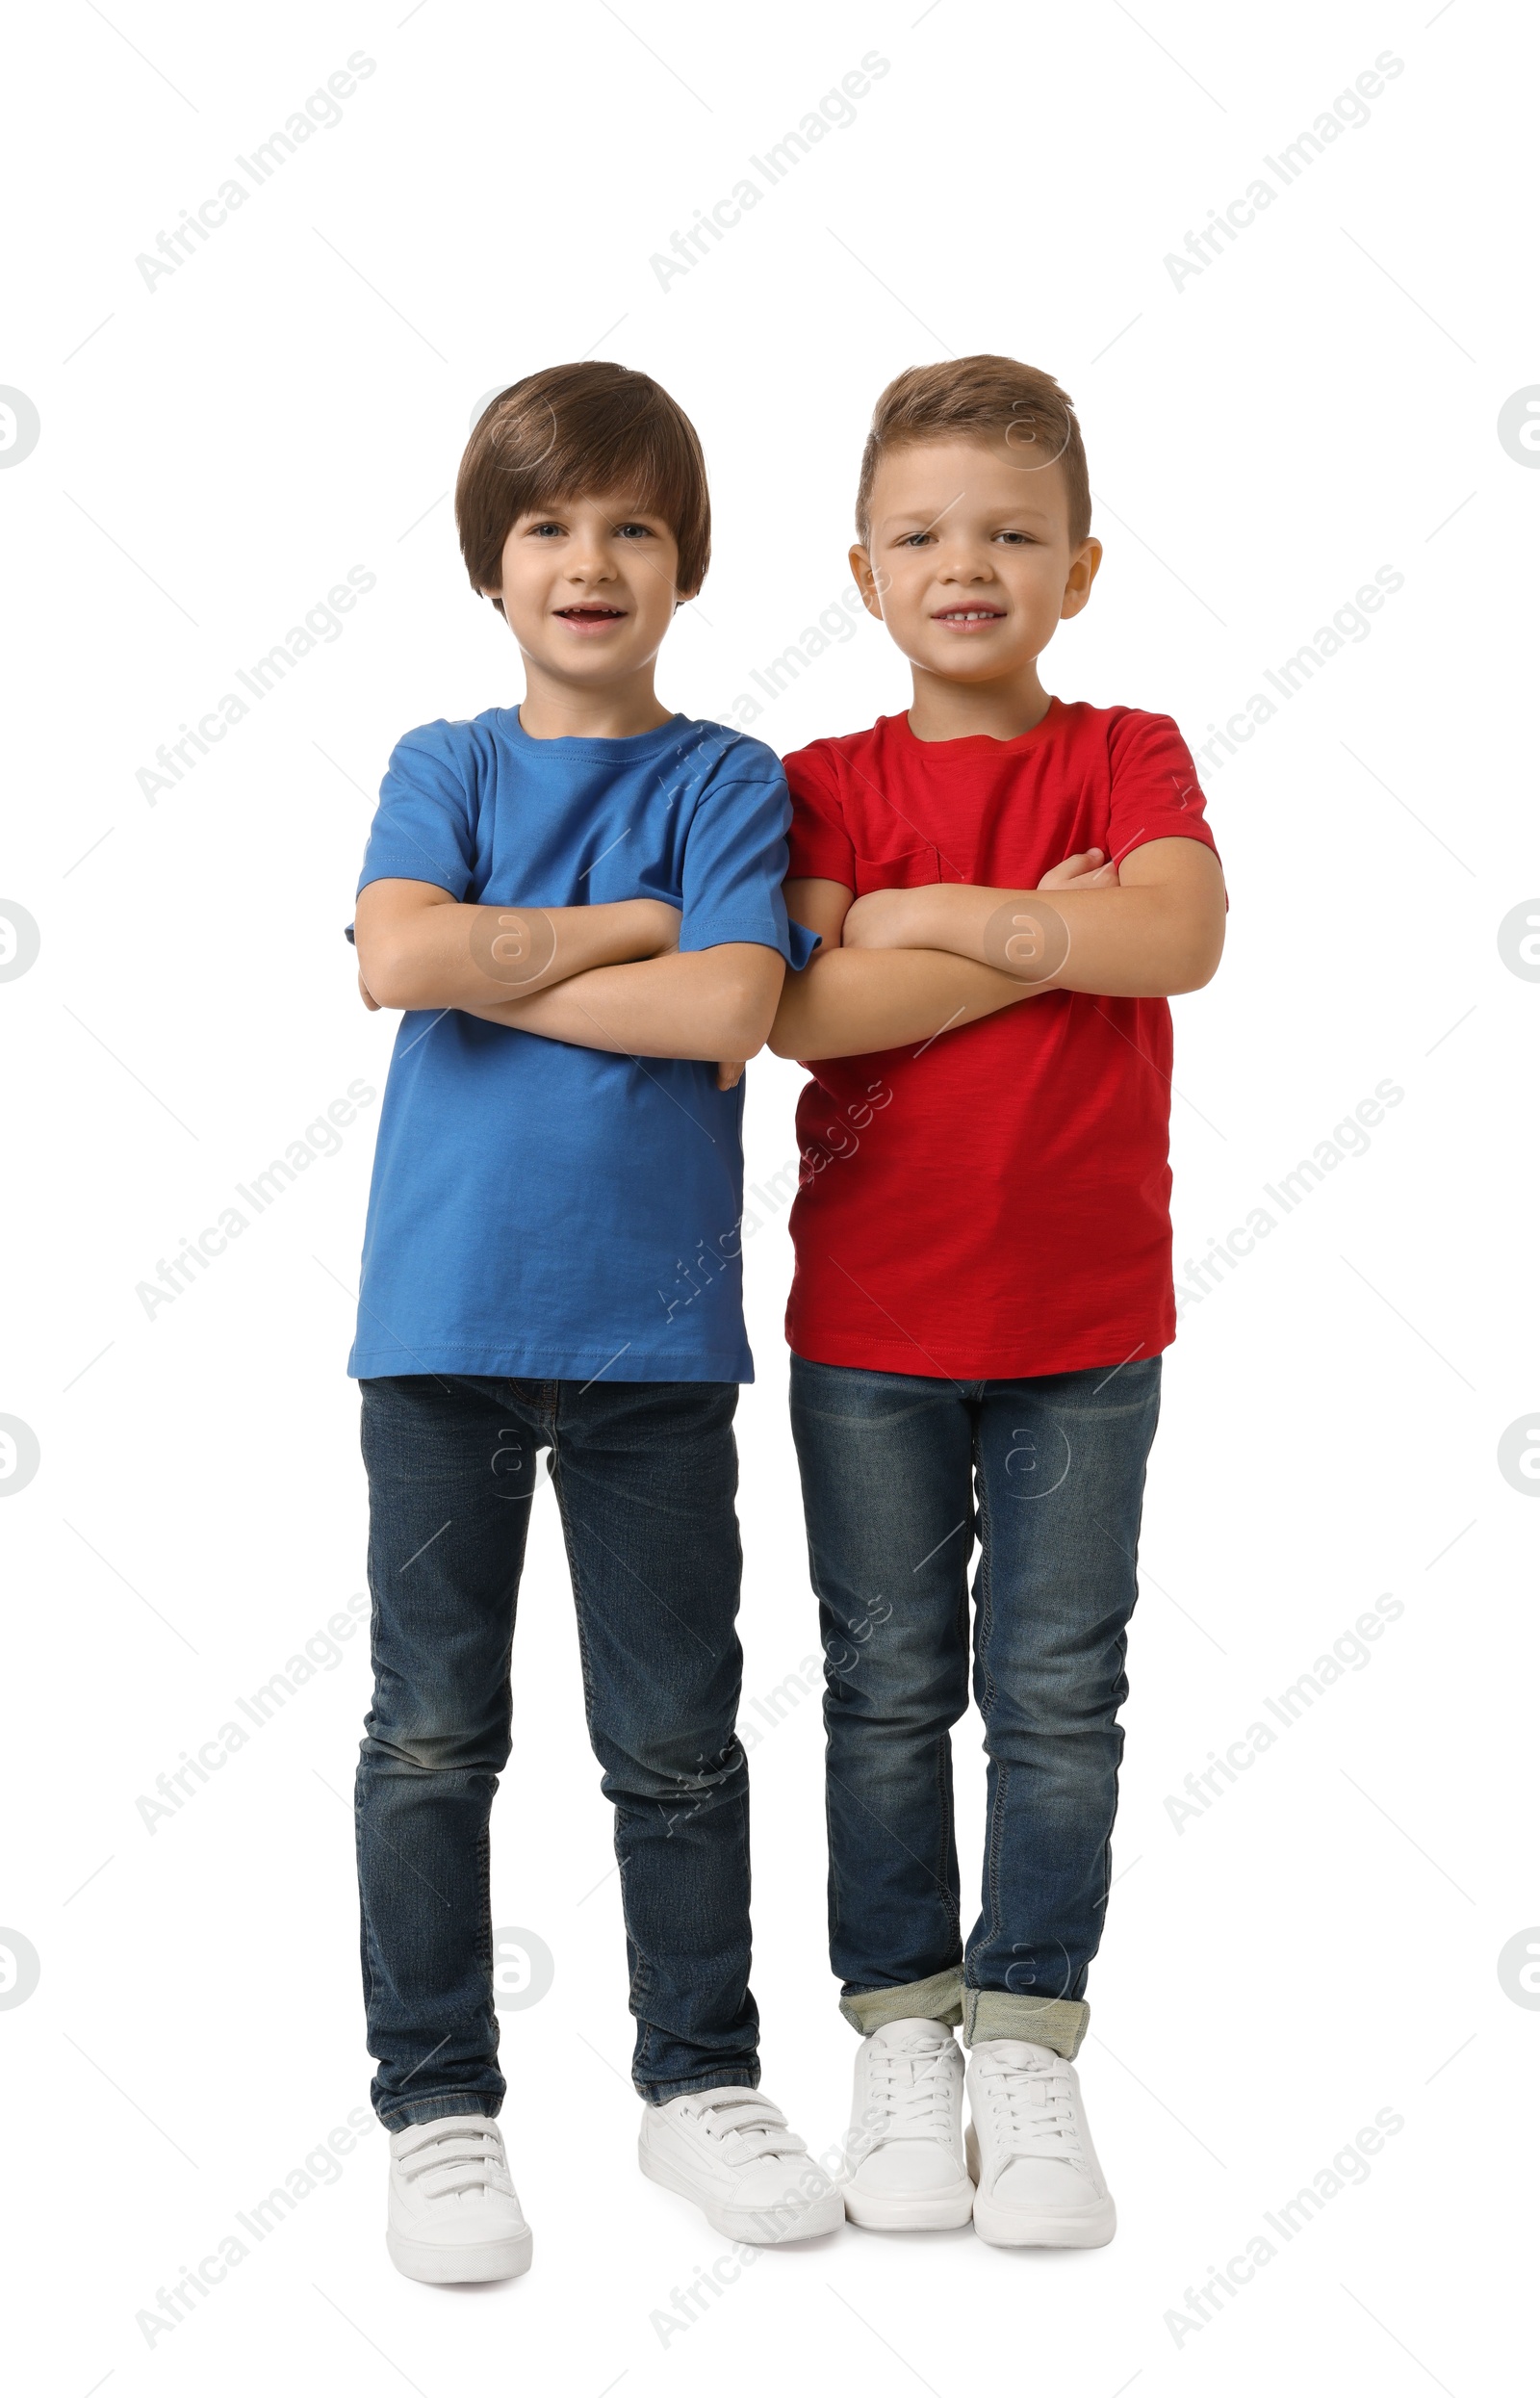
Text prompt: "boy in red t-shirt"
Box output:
[[769, 356, 1225, 2249]]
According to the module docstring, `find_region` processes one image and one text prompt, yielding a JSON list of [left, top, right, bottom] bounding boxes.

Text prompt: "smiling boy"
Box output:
[[771, 357, 1226, 2247], [347, 361, 836, 2283]]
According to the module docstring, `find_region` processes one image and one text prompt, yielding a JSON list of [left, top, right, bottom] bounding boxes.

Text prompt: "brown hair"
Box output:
[[456, 361, 711, 611], [855, 355, 1091, 548]]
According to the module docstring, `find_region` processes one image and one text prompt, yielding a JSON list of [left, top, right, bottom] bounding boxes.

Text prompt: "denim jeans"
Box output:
[[788, 1352, 1162, 2059], [356, 1374, 758, 2126]]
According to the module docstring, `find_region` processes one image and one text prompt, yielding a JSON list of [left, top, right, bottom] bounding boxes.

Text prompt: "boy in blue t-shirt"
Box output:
[[347, 363, 836, 2283]]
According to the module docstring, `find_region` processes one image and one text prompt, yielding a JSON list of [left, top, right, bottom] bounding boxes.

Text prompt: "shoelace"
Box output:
[[685, 2091, 808, 2162], [394, 2119, 509, 2202], [866, 2037, 961, 2138], [974, 2048, 1083, 2161]]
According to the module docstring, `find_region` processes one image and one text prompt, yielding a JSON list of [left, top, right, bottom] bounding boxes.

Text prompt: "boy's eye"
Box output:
[[527, 522, 564, 538], [897, 531, 933, 548], [996, 530, 1038, 546], [614, 523, 655, 540]]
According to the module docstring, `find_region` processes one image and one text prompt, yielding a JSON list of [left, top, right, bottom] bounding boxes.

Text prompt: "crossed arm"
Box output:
[[353, 838, 1223, 1074], [352, 881, 784, 1077], [769, 837, 1226, 1062]]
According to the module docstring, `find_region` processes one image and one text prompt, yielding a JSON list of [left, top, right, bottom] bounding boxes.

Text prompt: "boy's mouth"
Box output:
[[554, 604, 628, 628], [933, 606, 1007, 627]]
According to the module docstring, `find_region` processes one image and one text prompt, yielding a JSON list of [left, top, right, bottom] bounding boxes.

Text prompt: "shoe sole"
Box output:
[[386, 2223, 533, 2283], [843, 2176, 975, 2231], [965, 2127, 1116, 2249], [970, 2191, 1116, 2247], [639, 2141, 845, 2244]]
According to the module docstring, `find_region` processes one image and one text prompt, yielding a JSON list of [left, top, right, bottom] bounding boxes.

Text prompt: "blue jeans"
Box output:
[[788, 1353, 1162, 2059], [356, 1374, 758, 2126]]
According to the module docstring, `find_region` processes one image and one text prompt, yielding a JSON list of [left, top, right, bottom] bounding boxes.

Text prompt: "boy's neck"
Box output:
[[517, 659, 674, 742], [906, 660, 1054, 745]]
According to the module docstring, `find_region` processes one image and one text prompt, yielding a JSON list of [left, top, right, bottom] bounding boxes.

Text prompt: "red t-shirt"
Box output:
[[782, 699, 1220, 1379]]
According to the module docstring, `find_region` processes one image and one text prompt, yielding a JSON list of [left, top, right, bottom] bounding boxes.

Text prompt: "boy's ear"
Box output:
[[1059, 537, 1103, 623], [849, 544, 886, 621]]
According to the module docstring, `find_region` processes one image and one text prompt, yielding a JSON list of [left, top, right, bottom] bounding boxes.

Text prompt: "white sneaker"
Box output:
[[387, 2113, 532, 2283], [842, 2018, 974, 2230], [639, 2087, 843, 2245], [965, 2040, 1116, 2247]]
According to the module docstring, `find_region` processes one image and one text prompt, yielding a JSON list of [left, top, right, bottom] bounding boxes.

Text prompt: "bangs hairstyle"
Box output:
[[456, 360, 711, 611], [856, 355, 1091, 549]]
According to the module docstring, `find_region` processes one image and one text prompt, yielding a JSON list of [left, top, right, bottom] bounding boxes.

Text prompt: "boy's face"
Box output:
[[851, 436, 1101, 686], [487, 492, 683, 685]]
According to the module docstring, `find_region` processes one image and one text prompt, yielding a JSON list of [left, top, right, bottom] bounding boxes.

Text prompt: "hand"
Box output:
[[715, 1059, 746, 1091], [845, 864, 1115, 956], [358, 967, 381, 1012], [1038, 846, 1119, 890]]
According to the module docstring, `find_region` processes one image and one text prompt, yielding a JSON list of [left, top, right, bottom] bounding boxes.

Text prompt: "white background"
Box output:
[[2, 2, 1534, 2391]]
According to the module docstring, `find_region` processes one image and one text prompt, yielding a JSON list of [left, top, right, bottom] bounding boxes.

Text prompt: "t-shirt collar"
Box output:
[[498, 707, 694, 761], [893, 695, 1065, 757]]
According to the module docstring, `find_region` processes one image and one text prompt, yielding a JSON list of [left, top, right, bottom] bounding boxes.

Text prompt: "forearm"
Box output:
[[769, 944, 1040, 1062], [461, 944, 784, 1060], [859, 880, 1223, 997], [357, 895, 674, 1011]]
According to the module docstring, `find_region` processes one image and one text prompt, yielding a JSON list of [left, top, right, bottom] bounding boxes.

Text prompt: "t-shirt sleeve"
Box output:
[[1105, 711, 1220, 866], [679, 760, 818, 967], [783, 744, 858, 888], [356, 723, 479, 898]]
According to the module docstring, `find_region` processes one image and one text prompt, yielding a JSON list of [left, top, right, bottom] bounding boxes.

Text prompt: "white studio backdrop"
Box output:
[[2, 1, 1534, 2391]]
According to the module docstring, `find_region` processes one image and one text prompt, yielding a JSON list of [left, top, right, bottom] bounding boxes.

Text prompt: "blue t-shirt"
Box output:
[[348, 708, 812, 1384]]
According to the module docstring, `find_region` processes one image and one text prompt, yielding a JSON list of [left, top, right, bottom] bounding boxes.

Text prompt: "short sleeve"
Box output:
[[784, 744, 858, 888], [1106, 711, 1220, 866], [357, 723, 479, 898], [679, 757, 817, 967]]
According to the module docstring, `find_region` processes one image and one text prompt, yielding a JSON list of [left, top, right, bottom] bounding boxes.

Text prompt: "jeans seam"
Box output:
[[475, 1813, 493, 2032], [547, 1437, 660, 2080], [932, 1676, 960, 1955], [354, 1781, 379, 2028], [357, 1474, 384, 2039], [970, 1425, 1002, 1987], [822, 1672, 846, 1965]]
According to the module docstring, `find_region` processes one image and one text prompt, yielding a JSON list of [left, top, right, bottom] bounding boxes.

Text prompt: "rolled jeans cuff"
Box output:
[[839, 1970, 963, 2035], [377, 2093, 502, 2133], [962, 1989, 1089, 2059]]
